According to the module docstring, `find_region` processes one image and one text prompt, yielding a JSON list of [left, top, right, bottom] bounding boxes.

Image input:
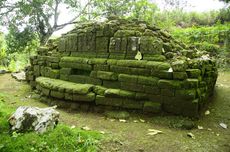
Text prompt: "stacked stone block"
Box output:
[[26, 18, 218, 117]]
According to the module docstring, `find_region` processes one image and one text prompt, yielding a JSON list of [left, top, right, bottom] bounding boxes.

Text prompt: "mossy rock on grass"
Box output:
[[104, 110, 130, 119]]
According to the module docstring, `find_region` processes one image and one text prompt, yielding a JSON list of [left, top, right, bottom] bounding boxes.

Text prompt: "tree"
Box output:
[[0, 0, 92, 44], [220, 0, 230, 3], [91, 0, 157, 23]]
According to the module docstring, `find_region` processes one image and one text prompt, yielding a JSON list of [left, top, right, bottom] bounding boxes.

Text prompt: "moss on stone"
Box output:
[[143, 102, 161, 113], [186, 69, 201, 78], [173, 72, 188, 80], [95, 95, 123, 107], [175, 89, 197, 100], [73, 92, 95, 102], [171, 60, 188, 72], [118, 74, 138, 83], [158, 79, 182, 89], [138, 76, 158, 86], [104, 89, 136, 99], [122, 100, 143, 110], [93, 85, 107, 96], [96, 71, 118, 81]]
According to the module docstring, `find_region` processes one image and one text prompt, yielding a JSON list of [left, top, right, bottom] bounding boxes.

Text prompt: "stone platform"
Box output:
[[26, 18, 218, 117]]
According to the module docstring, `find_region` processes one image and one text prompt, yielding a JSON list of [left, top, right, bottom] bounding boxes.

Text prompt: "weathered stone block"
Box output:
[[161, 89, 175, 97], [50, 90, 65, 99], [143, 102, 161, 113], [73, 92, 95, 102], [118, 74, 138, 83], [120, 82, 144, 92], [140, 36, 163, 54], [104, 89, 136, 99], [175, 89, 197, 100], [96, 37, 109, 52], [186, 69, 201, 78], [96, 71, 118, 81], [95, 95, 123, 107], [158, 79, 181, 89], [143, 85, 160, 95], [173, 72, 188, 80], [103, 80, 120, 89], [122, 100, 143, 110]]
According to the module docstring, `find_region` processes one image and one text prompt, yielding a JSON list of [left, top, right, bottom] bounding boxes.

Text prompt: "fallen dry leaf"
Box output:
[[81, 126, 90, 131], [70, 125, 76, 129], [147, 129, 163, 136], [205, 110, 210, 115], [187, 132, 195, 139], [139, 119, 145, 123], [119, 119, 127, 123], [219, 123, 227, 129], [197, 125, 204, 130]]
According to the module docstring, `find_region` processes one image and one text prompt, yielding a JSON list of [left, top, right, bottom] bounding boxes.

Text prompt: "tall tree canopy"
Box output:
[[0, 0, 92, 44], [0, 0, 157, 45]]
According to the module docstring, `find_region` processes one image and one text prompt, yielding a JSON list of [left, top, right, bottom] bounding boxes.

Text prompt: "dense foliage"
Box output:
[[0, 0, 229, 71]]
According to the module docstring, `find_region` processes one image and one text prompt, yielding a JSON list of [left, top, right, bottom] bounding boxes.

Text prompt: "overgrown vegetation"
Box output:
[[0, 94, 102, 152], [0, 0, 229, 70]]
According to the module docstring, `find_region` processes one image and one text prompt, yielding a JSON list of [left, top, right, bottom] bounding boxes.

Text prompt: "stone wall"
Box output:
[[26, 18, 218, 117]]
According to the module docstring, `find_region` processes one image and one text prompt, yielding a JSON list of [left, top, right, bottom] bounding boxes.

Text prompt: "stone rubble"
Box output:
[[8, 106, 59, 133]]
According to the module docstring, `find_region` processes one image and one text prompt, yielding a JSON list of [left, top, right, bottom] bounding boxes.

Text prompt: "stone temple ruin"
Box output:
[[26, 18, 218, 117]]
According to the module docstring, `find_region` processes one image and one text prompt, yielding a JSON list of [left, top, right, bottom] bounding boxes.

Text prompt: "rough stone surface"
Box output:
[[8, 106, 59, 133], [11, 71, 26, 81], [25, 18, 218, 117]]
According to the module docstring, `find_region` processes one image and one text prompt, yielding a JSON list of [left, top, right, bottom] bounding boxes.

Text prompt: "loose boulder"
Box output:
[[8, 106, 59, 133], [11, 71, 26, 81]]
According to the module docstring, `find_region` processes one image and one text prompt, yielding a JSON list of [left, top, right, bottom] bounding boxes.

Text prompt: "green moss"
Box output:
[[88, 58, 107, 65], [114, 30, 138, 37], [60, 68, 72, 75], [175, 89, 197, 100], [93, 85, 107, 96], [138, 76, 159, 86], [96, 71, 118, 81], [116, 60, 147, 68], [120, 82, 144, 92], [171, 60, 188, 72], [122, 100, 143, 110], [143, 55, 166, 62], [73, 92, 95, 102], [143, 102, 161, 113], [49, 69, 60, 79], [50, 90, 65, 99], [140, 36, 163, 54], [103, 80, 120, 89], [152, 70, 173, 79], [143, 85, 161, 95], [183, 79, 199, 89], [95, 95, 123, 107], [96, 37, 109, 52], [173, 72, 188, 80], [161, 89, 175, 97], [158, 79, 182, 89], [186, 69, 201, 78], [118, 74, 138, 83], [104, 89, 136, 99]]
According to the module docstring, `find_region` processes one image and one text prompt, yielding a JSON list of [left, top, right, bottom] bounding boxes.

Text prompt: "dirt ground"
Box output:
[[0, 72, 230, 152]]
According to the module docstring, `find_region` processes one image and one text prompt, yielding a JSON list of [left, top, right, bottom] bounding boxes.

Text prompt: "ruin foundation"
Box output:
[[26, 18, 218, 117]]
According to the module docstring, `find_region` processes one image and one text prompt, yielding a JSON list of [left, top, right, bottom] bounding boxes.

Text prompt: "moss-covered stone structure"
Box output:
[[26, 18, 218, 117]]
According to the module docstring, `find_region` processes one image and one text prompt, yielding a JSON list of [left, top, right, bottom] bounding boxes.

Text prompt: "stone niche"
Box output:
[[26, 18, 218, 117]]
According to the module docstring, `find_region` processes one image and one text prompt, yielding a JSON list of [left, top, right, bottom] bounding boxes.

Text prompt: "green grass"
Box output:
[[0, 94, 102, 152]]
